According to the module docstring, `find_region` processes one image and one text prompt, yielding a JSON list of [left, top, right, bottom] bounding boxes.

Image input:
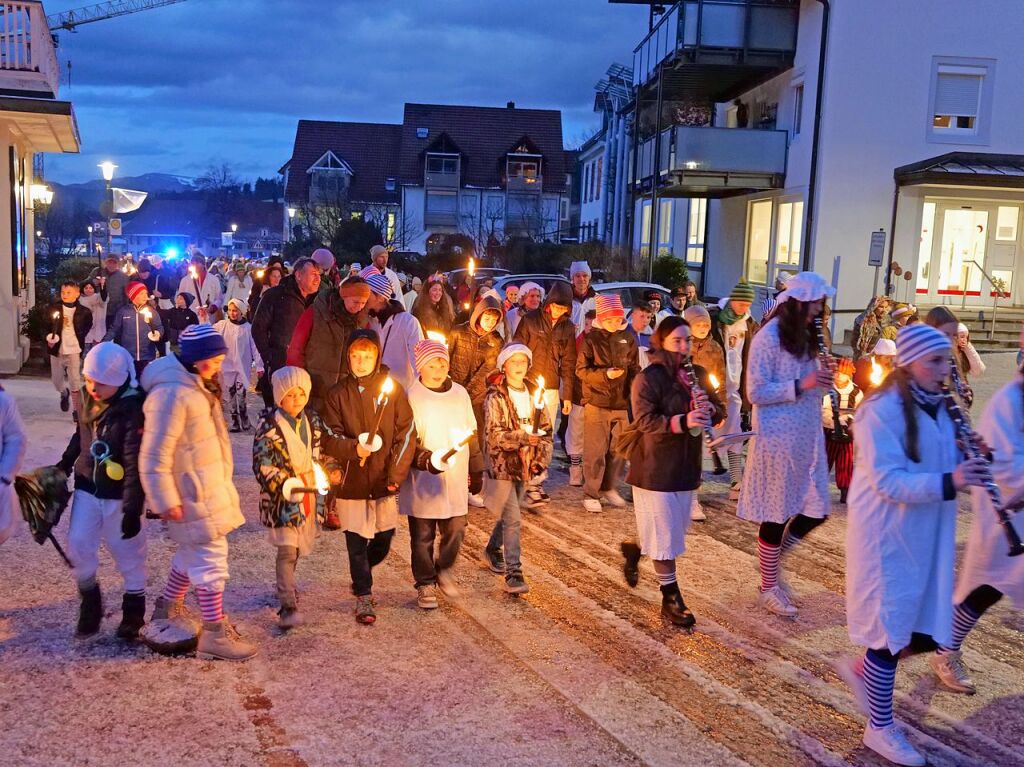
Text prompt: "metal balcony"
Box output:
[[633, 0, 798, 100], [633, 125, 788, 197], [0, 1, 61, 98]]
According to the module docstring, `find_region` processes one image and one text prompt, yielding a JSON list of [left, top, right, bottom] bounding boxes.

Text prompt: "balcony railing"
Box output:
[[0, 1, 60, 97], [506, 174, 543, 193], [634, 125, 788, 193], [633, 0, 798, 88]]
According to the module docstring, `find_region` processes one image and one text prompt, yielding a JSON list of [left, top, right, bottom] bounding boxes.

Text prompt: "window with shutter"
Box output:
[[927, 58, 994, 144], [933, 70, 983, 130]]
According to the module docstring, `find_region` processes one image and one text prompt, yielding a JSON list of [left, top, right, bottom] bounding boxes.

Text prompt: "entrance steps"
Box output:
[[916, 303, 1023, 350]]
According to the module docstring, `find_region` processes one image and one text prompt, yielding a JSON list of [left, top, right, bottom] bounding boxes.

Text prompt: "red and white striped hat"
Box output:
[[126, 281, 148, 303], [414, 339, 449, 371], [595, 294, 625, 321]]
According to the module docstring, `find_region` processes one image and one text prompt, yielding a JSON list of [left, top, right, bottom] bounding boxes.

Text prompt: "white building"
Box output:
[[0, 1, 80, 373], [619, 0, 1024, 336]]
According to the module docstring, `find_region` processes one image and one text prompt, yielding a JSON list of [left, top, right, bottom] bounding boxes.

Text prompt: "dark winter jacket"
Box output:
[[626, 351, 725, 492], [709, 306, 756, 409], [512, 281, 577, 402], [482, 374, 553, 482], [286, 288, 367, 412], [411, 292, 455, 337], [90, 266, 130, 323], [104, 303, 164, 362], [58, 386, 146, 526], [448, 295, 503, 409], [163, 294, 198, 348], [576, 326, 639, 410], [46, 302, 92, 357], [690, 334, 726, 391], [320, 330, 416, 500], [251, 274, 316, 373]]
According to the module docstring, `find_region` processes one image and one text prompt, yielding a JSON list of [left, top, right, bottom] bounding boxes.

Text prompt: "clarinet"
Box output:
[[681, 356, 715, 442], [829, 388, 847, 441], [941, 383, 1024, 557], [949, 354, 974, 409]]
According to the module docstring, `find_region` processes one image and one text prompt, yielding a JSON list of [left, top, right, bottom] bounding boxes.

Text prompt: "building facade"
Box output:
[[0, 1, 80, 373]]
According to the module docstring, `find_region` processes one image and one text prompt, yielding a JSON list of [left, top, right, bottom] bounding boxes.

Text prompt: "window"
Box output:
[[775, 201, 803, 269], [686, 198, 706, 265], [745, 200, 773, 285], [639, 201, 652, 258], [792, 83, 804, 137], [928, 58, 994, 145], [425, 191, 457, 214], [916, 202, 936, 294], [385, 177, 396, 192], [426, 155, 458, 174], [583, 163, 591, 203], [350, 211, 363, 220], [595, 157, 603, 201], [560, 198, 568, 221], [386, 211, 396, 242], [416, 127, 429, 139], [996, 206, 1019, 241], [658, 200, 673, 251]]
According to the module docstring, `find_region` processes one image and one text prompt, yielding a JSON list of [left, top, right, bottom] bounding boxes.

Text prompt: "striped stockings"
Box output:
[[937, 602, 981, 655], [863, 649, 898, 729], [196, 588, 224, 623], [757, 538, 780, 592], [163, 568, 190, 602]]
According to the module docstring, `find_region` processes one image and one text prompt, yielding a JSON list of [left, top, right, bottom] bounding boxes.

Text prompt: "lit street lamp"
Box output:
[[98, 161, 117, 262], [87, 225, 94, 258], [287, 206, 296, 242]]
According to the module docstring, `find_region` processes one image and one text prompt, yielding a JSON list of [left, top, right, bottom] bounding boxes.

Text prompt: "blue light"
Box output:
[[164, 246, 179, 260]]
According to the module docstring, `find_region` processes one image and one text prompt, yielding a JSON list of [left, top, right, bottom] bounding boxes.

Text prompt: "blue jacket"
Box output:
[[104, 303, 164, 362]]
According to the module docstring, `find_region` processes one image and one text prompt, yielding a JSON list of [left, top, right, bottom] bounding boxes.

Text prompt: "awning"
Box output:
[[895, 151, 1024, 189], [0, 96, 80, 153]]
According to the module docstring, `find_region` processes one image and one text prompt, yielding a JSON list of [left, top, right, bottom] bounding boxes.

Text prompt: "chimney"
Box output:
[[506, 101, 515, 110]]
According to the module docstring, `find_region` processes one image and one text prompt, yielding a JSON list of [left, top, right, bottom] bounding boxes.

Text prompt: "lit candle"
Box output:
[[360, 376, 394, 466], [708, 373, 721, 392], [426, 330, 448, 345], [462, 302, 470, 312], [256, 269, 265, 279], [313, 462, 330, 495], [530, 375, 545, 435], [440, 429, 475, 463], [869, 357, 884, 387], [467, 257, 475, 279], [188, 265, 205, 308]]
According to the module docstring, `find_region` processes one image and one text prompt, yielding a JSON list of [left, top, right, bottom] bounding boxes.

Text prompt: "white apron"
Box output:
[[268, 412, 318, 555]]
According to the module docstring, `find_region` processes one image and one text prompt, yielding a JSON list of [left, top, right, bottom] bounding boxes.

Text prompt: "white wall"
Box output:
[[401, 186, 427, 253], [579, 139, 605, 239]]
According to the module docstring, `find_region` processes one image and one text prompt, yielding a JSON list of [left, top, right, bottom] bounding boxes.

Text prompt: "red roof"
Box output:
[[284, 119, 402, 205]]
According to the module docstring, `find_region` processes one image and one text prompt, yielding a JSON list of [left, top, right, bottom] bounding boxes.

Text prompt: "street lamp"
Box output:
[[287, 207, 296, 242], [98, 161, 117, 262]]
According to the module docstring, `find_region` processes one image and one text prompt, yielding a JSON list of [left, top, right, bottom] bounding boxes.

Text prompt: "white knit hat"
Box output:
[[518, 281, 545, 302], [569, 261, 591, 278], [83, 341, 137, 388], [271, 366, 312, 406], [872, 338, 897, 357], [496, 343, 532, 370], [227, 297, 248, 315], [896, 324, 951, 368], [775, 271, 836, 306]]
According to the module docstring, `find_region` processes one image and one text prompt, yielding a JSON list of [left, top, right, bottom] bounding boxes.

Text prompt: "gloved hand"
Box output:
[[121, 510, 142, 539], [468, 471, 483, 495]]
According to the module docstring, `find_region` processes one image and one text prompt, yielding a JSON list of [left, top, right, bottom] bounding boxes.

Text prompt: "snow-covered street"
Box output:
[[2, 353, 1023, 767]]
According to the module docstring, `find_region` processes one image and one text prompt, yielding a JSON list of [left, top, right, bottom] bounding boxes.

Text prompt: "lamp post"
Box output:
[[230, 223, 238, 259], [98, 161, 117, 257], [287, 206, 296, 243], [87, 225, 94, 262]]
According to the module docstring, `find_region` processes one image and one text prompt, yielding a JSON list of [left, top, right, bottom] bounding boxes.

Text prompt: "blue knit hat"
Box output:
[[179, 324, 228, 364], [366, 272, 393, 298], [896, 323, 951, 368]]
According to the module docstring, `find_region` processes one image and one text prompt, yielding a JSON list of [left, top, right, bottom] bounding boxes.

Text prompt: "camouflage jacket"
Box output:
[[482, 375, 553, 482]]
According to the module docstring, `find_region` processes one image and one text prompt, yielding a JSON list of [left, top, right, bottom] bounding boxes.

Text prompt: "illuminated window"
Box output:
[[745, 200, 773, 284], [686, 198, 706, 265]]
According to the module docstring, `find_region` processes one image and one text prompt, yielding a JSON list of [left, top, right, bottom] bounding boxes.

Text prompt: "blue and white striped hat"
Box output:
[[359, 265, 382, 280], [896, 323, 951, 368], [760, 297, 777, 320], [179, 323, 228, 364], [365, 272, 393, 299]]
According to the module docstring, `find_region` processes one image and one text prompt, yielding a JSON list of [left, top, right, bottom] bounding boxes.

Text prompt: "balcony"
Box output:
[[425, 153, 460, 189], [633, 125, 787, 197], [0, 1, 60, 98], [632, 0, 798, 100]]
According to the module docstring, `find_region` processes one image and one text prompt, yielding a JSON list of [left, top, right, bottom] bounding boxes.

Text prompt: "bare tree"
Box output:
[[458, 195, 508, 260], [365, 204, 421, 251], [195, 162, 240, 192]]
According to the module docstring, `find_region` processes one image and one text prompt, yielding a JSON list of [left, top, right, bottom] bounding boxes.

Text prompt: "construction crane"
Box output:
[[47, 0, 189, 33]]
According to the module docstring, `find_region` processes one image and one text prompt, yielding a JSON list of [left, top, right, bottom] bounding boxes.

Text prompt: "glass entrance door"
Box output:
[[924, 206, 990, 305]]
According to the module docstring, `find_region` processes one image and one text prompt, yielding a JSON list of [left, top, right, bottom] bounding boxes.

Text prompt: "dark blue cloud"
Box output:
[[44, 0, 648, 183]]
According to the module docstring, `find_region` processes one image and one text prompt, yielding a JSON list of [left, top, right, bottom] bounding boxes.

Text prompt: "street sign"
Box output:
[[108, 218, 122, 236], [221, 232, 234, 247], [868, 229, 886, 267]]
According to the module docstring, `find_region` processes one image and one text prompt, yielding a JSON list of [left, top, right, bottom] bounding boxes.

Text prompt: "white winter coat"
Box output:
[[736, 319, 829, 524], [0, 388, 27, 544], [213, 319, 263, 385], [80, 291, 107, 344], [139, 355, 244, 545], [399, 380, 476, 520], [956, 379, 1024, 607], [224, 274, 253, 306], [373, 308, 424, 392], [845, 386, 959, 651], [176, 273, 224, 316]]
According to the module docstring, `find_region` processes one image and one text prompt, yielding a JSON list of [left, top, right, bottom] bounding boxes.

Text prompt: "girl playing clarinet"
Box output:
[[930, 322, 1024, 695], [736, 271, 835, 619], [839, 323, 988, 766]]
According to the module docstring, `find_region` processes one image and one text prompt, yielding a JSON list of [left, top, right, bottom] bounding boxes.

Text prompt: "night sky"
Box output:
[[44, 0, 648, 184]]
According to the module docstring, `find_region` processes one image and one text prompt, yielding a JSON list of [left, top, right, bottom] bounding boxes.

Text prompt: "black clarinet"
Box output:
[[941, 384, 1024, 557], [949, 354, 974, 410], [829, 388, 847, 441], [681, 356, 715, 442]]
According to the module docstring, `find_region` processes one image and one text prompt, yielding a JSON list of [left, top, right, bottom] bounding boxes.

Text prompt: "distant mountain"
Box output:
[[55, 173, 195, 194]]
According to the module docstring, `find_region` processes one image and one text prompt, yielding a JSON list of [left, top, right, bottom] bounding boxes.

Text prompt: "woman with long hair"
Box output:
[[736, 271, 835, 619], [924, 306, 983, 408], [620, 316, 724, 628], [853, 295, 892, 361], [838, 324, 987, 766], [248, 265, 284, 321], [412, 276, 456, 337]]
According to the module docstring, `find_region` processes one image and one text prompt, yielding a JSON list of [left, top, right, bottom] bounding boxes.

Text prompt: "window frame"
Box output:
[[926, 56, 995, 146], [791, 81, 804, 138], [743, 195, 804, 286]]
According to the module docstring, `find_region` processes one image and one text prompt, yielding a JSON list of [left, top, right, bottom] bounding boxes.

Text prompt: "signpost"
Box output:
[[868, 228, 886, 297]]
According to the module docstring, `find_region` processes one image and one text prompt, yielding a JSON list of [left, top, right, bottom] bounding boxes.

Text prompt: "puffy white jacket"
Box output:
[[139, 355, 244, 544]]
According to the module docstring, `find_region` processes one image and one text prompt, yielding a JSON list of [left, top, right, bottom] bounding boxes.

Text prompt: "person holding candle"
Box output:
[[90, 253, 129, 327], [448, 293, 504, 438], [320, 329, 416, 625], [175, 252, 223, 322], [683, 303, 728, 511], [368, 244, 405, 302], [54, 342, 148, 640], [400, 339, 484, 609], [364, 271, 424, 392], [576, 295, 639, 512], [79, 279, 107, 357], [104, 281, 163, 379], [47, 280, 92, 416], [854, 336, 897, 397], [253, 366, 340, 629], [481, 343, 554, 595], [822, 356, 862, 504], [164, 292, 199, 353], [225, 261, 253, 306], [213, 298, 264, 433]]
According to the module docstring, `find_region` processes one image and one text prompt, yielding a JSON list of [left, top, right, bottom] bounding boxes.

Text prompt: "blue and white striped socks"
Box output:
[[757, 538, 780, 592], [864, 649, 898, 729], [937, 602, 981, 655]]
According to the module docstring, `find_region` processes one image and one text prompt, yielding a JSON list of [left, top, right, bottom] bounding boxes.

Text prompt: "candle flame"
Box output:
[[256, 269, 265, 279], [188, 266, 197, 279], [533, 375, 545, 409], [870, 356, 884, 386], [52, 311, 60, 319], [313, 462, 330, 496], [467, 257, 475, 277], [426, 331, 448, 346], [463, 302, 470, 311], [141, 308, 152, 322], [708, 373, 720, 390], [377, 376, 394, 405]]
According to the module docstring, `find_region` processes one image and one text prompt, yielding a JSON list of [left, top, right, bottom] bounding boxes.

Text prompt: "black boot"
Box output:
[[116, 593, 146, 640], [77, 583, 103, 636], [660, 583, 696, 628], [839, 488, 848, 504], [620, 541, 641, 588], [229, 413, 241, 433], [711, 452, 727, 475]]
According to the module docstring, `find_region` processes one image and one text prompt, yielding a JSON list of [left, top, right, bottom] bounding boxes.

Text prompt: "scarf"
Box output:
[[230, 317, 248, 326], [717, 304, 744, 327], [908, 381, 944, 419], [62, 301, 78, 309]]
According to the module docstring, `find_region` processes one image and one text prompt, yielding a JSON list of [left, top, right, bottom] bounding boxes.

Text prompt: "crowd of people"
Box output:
[[3, 247, 1022, 766]]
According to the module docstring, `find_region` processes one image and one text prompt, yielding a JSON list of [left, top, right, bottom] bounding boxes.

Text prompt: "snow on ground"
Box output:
[[1, 351, 1022, 767]]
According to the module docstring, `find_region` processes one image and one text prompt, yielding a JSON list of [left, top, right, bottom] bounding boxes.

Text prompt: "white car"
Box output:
[[593, 281, 671, 311]]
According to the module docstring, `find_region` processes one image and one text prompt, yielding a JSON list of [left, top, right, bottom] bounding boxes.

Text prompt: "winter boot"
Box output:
[[278, 606, 304, 630], [839, 488, 848, 504], [568, 457, 584, 487], [239, 396, 251, 431], [60, 388, 70, 412], [621, 541, 642, 588], [196, 617, 258, 661], [76, 582, 103, 636], [711, 451, 727, 475], [660, 583, 696, 628], [115, 593, 146, 640], [140, 596, 200, 655], [355, 595, 377, 625], [229, 413, 241, 433]]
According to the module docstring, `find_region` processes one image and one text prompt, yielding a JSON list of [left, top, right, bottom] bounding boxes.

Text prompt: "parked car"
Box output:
[[493, 273, 570, 299], [446, 267, 509, 290], [593, 281, 670, 310]]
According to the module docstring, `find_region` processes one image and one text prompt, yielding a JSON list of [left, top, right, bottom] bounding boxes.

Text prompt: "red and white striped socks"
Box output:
[[196, 588, 224, 624], [757, 538, 781, 592], [163, 568, 190, 602]]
